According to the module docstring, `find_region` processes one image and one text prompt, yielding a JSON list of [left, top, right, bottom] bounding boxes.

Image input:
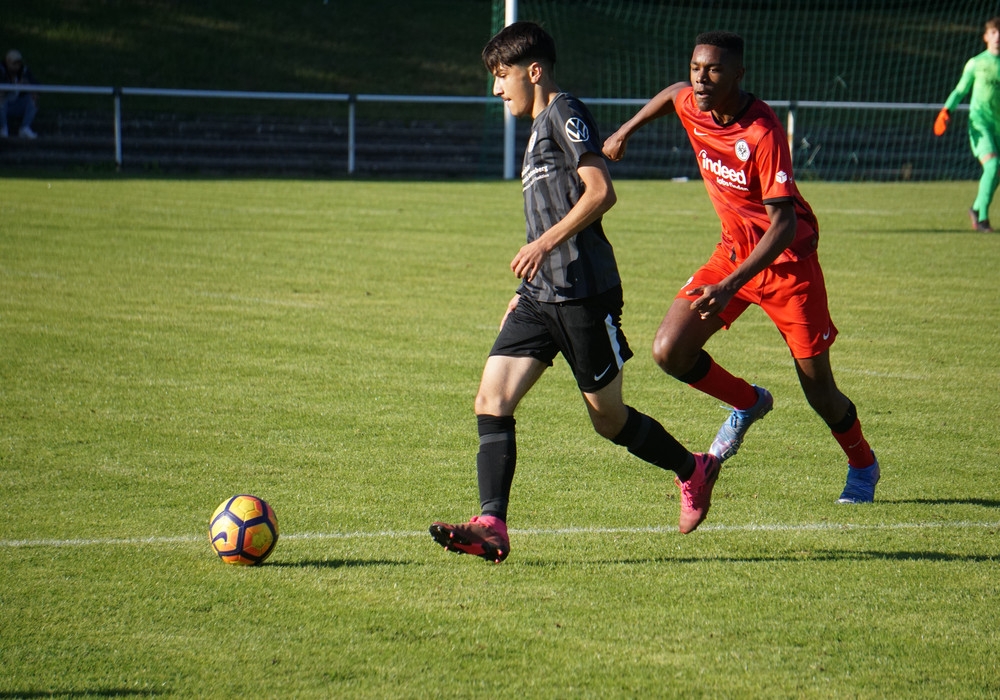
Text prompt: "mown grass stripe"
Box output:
[[4, 520, 998, 548]]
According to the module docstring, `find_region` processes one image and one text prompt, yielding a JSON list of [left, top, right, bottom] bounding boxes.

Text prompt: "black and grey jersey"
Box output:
[[519, 93, 621, 303]]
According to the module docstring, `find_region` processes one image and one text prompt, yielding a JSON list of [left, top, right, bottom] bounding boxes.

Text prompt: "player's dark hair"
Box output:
[[482, 21, 557, 73], [986, 16, 1000, 32], [695, 30, 745, 60]]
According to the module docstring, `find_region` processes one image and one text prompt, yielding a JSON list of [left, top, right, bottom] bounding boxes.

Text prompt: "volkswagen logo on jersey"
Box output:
[[565, 117, 589, 143], [735, 139, 751, 162]]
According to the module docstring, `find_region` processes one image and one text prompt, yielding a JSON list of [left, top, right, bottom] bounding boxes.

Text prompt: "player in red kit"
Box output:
[[603, 31, 879, 504]]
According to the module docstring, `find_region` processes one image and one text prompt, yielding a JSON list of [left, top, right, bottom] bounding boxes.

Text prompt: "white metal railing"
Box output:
[[15, 85, 958, 177], [21, 84, 493, 174]]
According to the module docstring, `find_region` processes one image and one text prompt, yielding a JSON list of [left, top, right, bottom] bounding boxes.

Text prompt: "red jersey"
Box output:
[[675, 86, 819, 264]]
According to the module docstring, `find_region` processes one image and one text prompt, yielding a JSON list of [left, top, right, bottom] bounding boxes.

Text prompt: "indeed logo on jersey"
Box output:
[[699, 150, 749, 192]]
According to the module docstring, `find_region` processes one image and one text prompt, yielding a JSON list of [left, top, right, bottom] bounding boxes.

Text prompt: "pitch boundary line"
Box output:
[[3, 519, 998, 549]]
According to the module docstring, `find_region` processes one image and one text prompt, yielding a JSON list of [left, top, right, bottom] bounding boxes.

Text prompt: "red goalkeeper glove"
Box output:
[[934, 108, 950, 136]]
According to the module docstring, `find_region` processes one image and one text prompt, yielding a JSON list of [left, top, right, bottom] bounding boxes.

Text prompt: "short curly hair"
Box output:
[[694, 31, 744, 60]]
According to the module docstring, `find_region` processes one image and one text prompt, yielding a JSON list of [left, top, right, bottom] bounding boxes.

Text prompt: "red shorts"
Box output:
[[677, 244, 837, 359]]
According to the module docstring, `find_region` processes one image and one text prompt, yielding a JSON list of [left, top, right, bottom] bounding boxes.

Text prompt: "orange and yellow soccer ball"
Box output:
[[209, 495, 279, 565]]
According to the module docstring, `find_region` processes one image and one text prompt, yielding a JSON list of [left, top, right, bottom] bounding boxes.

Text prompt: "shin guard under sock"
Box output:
[[678, 350, 758, 410], [612, 406, 693, 479], [476, 415, 516, 521], [827, 401, 875, 469]]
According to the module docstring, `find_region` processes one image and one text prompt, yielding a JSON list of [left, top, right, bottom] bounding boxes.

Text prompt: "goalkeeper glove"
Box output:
[[934, 108, 950, 136]]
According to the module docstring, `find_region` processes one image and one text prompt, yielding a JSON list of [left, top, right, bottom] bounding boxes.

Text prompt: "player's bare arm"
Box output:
[[687, 200, 797, 319], [602, 81, 690, 161], [511, 152, 616, 281]]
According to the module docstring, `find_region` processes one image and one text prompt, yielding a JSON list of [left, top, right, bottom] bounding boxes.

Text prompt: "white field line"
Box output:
[[2, 520, 998, 549]]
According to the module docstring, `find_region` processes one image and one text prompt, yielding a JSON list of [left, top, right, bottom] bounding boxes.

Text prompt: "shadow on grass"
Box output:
[[885, 498, 1000, 508], [811, 550, 999, 563], [0, 692, 161, 698], [267, 558, 408, 569], [522, 550, 998, 566]]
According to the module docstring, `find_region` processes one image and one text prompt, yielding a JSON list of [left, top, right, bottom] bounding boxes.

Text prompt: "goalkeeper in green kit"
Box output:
[[935, 16, 1000, 232]]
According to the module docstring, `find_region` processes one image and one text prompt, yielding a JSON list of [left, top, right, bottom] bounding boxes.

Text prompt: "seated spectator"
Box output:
[[1, 49, 39, 139]]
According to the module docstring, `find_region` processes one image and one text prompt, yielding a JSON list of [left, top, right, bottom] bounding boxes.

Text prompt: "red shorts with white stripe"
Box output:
[[676, 243, 837, 359]]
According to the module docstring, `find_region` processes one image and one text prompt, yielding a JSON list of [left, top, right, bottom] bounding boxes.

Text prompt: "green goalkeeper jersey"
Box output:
[[944, 50, 1000, 129]]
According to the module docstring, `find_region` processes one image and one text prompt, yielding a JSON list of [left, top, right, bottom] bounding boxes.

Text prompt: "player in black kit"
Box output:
[[429, 21, 720, 563]]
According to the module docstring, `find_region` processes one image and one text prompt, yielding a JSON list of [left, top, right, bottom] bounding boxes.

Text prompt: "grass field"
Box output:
[[2, 178, 999, 698]]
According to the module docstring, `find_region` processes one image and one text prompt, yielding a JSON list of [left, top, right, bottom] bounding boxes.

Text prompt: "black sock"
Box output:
[[476, 415, 516, 521], [612, 406, 693, 480]]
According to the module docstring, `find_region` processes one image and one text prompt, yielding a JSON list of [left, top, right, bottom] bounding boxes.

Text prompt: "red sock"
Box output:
[[832, 418, 875, 469], [688, 359, 758, 409]]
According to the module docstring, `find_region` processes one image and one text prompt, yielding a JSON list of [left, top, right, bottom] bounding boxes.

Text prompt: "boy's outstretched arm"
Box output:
[[603, 81, 689, 161]]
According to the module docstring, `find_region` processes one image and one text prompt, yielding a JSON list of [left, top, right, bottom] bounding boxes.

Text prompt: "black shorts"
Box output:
[[489, 285, 634, 392]]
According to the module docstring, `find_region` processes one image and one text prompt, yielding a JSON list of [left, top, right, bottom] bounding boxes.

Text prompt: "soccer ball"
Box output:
[[209, 494, 279, 565]]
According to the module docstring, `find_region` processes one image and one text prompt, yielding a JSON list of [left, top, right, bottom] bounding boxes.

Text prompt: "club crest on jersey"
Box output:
[[565, 117, 589, 143], [527, 130, 538, 152], [735, 139, 751, 162]]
